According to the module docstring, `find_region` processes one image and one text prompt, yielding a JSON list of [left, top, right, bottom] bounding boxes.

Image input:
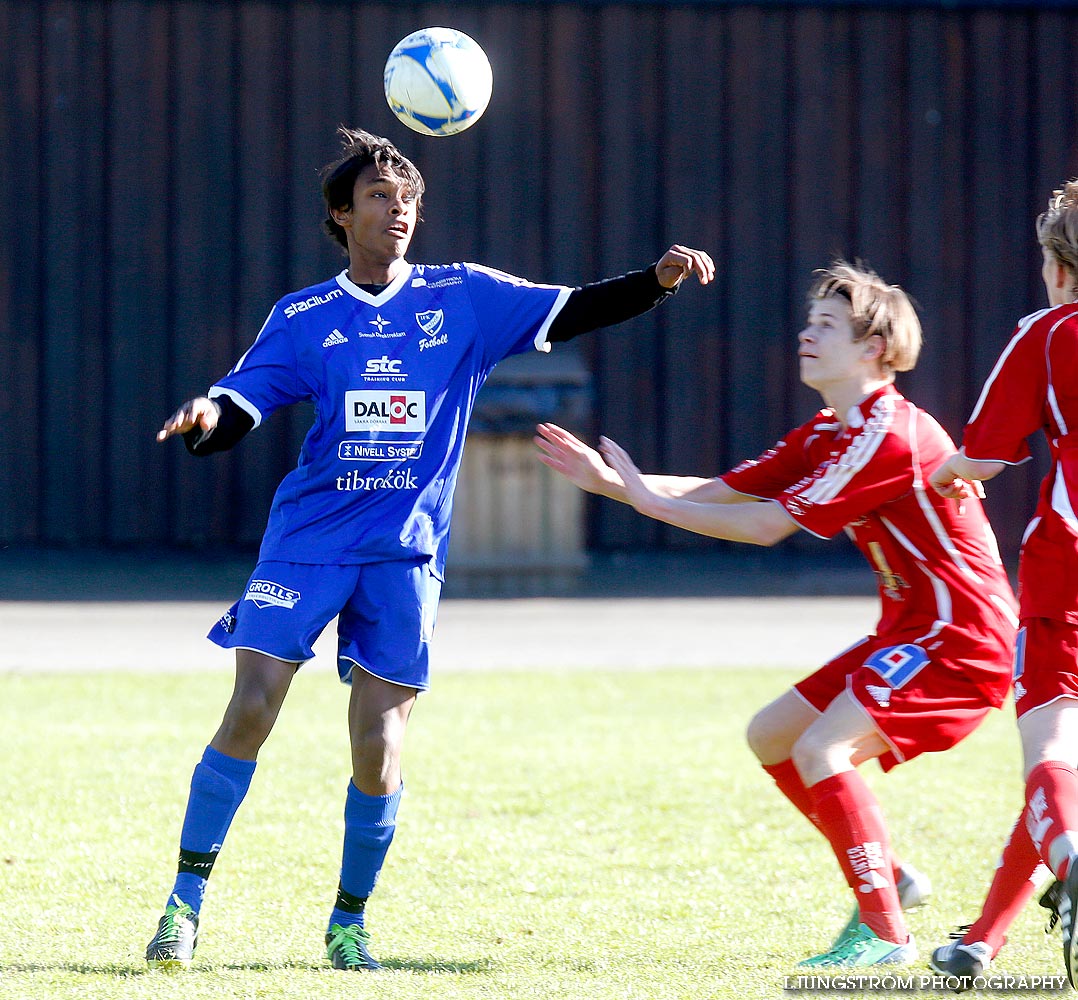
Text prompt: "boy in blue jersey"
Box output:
[[147, 126, 714, 972]]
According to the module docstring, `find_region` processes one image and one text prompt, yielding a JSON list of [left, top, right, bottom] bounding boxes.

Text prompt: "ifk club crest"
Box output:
[[416, 310, 444, 337]]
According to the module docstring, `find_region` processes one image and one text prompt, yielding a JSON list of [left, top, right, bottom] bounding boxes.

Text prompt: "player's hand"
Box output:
[[157, 397, 220, 442], [597, 436, 664, 517], [655, 244, 715, 289], [534, 423, 620, 494], [929, 456, 985, 502]]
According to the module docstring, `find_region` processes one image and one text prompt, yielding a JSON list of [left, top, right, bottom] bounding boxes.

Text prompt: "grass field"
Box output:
[[0, 666, 1067, 999]]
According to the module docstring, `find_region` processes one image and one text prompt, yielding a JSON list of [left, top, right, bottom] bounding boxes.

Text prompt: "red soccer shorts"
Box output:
[[794, 626, 1013, 772], [1013, 617, 1078, 719]]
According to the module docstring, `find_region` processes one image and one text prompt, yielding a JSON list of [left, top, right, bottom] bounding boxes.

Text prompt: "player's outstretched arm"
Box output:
[[157, 397, 220, 442], [654, 244, 715, 289], [545, 245, 714, 345], [157, 395, 255, 455], [597, 435, 797, 546], [535, 423, 730, 505]]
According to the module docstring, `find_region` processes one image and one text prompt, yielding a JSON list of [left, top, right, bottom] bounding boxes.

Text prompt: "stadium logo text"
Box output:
[[283, 288, 343, 318], [243, 580, 301, 610]]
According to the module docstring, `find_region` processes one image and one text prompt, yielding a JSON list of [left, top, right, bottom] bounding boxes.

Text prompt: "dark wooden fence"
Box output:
[[3, 1, 1077, 563]]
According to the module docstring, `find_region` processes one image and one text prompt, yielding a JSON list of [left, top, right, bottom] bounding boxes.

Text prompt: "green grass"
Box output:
[[0, 667, 1066, 999]]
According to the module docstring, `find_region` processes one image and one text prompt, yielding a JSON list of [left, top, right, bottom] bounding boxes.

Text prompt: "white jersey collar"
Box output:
[[335, 263, 414, 305]]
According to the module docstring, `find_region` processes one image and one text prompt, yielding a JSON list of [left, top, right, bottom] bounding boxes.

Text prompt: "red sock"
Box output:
[[765, 760, 904, 884], [764, 760, 820, 829], [1026, 761, 1078, 878], [965, 807, 1048, 954], [808, 771, 905, 944]]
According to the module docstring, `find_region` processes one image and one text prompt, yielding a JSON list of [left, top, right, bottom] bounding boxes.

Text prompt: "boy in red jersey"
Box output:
[[929, 180, 1078, 989], [536, 261, 1017, 968]]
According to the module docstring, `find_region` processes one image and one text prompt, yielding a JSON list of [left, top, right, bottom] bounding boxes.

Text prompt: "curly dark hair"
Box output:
[[319, 126, 425, 251]]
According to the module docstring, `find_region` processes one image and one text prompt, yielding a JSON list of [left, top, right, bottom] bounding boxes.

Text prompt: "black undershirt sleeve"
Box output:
[[546, 265, 679, 343], [182, 395, 256, 456]]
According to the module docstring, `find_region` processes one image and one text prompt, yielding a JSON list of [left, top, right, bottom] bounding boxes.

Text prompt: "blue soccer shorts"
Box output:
[[207, 558, 443, 690]]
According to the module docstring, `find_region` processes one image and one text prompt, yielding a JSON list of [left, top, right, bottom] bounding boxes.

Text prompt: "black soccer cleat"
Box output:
[[146, 894, 199, 970], [1041, 877, 1064, 932], [929, 926, 992, 994], [1060, 865, 1078, 989]]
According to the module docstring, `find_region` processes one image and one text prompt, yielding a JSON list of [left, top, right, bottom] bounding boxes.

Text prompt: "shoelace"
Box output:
[[157, 899, 195, 945], [820, 932, 872, 962], [329, 925, 371, 965], [848, 937, 875, 957]]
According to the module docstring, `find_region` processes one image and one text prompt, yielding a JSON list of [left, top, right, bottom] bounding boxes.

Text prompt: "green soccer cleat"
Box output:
[[799, 923, 917, 968], [146, 894, 199, 970], [326, 922, 381, 971]]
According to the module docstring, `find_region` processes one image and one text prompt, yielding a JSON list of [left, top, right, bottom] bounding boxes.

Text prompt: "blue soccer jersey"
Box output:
[[209, 263, 570, 572]]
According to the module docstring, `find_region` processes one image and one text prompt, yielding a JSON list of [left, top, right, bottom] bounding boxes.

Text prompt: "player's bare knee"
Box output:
[[790, 729, 825, 777], [217, 688, 282, 747], [792, 729, 857, 786], [352, 712, 404, 756], [745, 710, 770, 761], [350, 733, 402, 793], [746, 705, 792, 764]]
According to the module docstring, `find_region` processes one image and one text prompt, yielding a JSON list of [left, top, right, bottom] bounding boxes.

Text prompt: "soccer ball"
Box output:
[[383, 27, 493, 137]]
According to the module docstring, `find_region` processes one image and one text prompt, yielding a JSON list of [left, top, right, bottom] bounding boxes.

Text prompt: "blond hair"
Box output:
[[1036, 179, 1078, 277], [808, 260, 922, 375]]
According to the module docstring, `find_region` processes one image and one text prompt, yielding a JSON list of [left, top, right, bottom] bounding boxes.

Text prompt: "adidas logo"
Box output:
[[322, 329, 349, 348], [858, 869, 890, 894], [866, 684, 892, 707]]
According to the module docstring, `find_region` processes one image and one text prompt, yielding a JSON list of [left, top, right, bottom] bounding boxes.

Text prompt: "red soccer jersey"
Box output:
[[722, 385, 1017, 662], [962, 303, 1078, 623]]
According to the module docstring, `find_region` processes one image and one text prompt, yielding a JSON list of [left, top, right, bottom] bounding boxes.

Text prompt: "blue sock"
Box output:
[[169, 745, 256, 913], [327, 781, 402, 932]]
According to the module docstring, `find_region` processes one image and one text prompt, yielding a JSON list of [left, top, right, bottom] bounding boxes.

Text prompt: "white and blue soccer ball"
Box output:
[[383, 27, 493, 137]]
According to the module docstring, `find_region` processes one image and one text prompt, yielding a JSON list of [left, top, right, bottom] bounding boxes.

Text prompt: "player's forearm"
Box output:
[[546, 267, 676, 342], [183, 396, 255, 455], [948, 449, 1006, 483], [595, 474, 722, 506], [647, 476, 741, 502], [630, 494, 796, 546]]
